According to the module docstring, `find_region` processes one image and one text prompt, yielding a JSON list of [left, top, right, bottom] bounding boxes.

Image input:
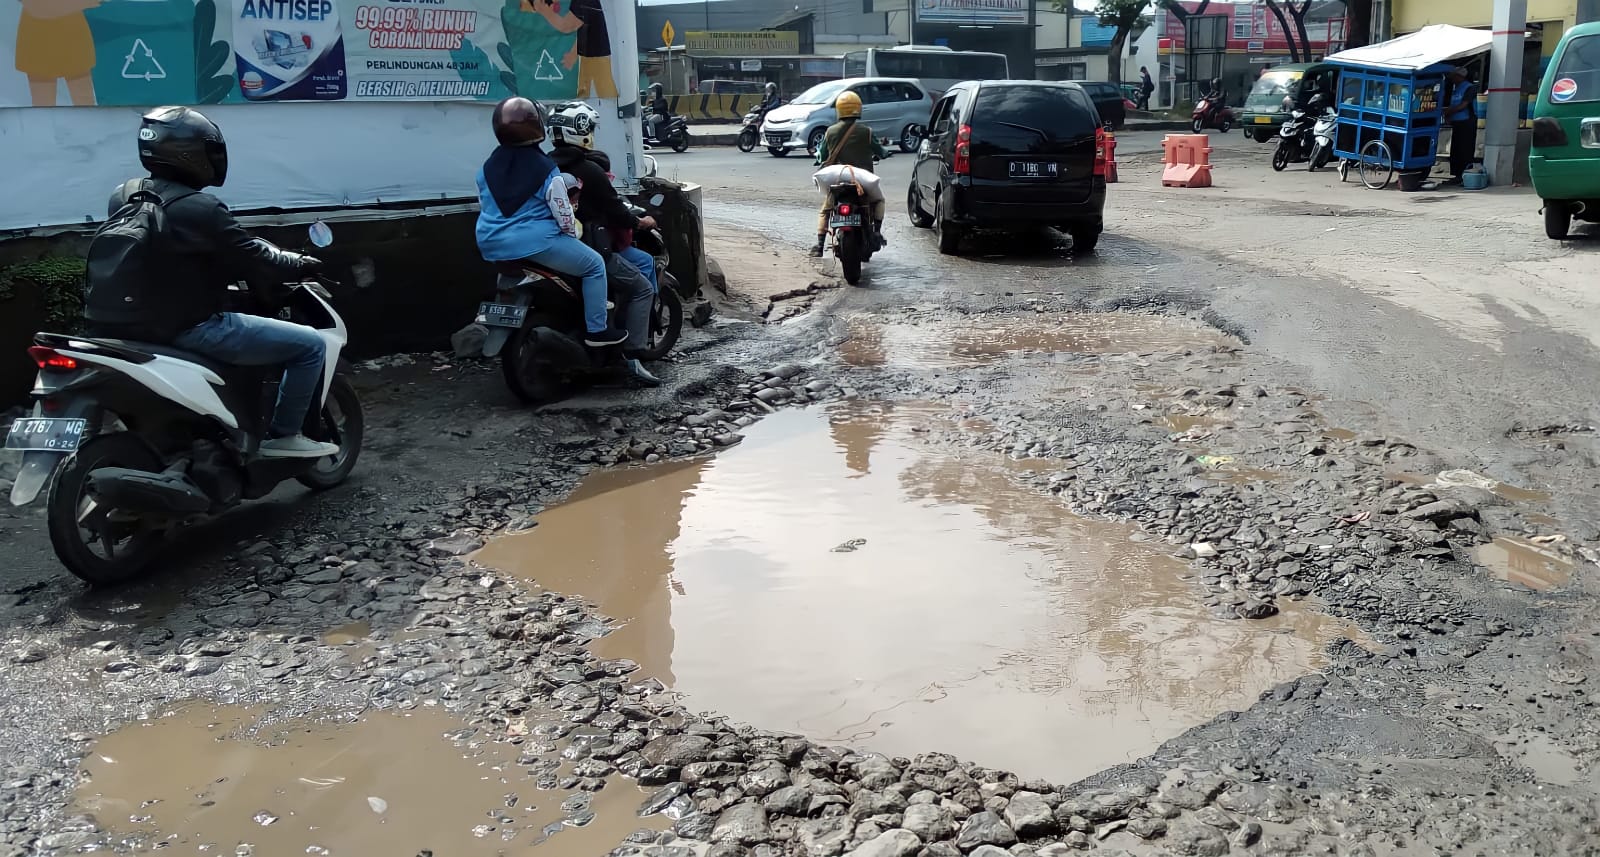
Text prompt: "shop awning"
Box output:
[[1326, 24, 1493, 71]]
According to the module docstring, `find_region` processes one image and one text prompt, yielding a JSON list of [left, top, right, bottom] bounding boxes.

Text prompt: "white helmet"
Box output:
[[548, 100, 600, 150]]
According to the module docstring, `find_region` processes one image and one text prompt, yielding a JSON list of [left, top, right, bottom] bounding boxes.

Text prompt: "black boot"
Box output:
[[874, 222, 887, 248], [808, 235, 825, 257]]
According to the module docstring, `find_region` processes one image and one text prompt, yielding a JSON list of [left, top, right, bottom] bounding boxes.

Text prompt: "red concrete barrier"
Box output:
[[1161, 134, 1213, 188]]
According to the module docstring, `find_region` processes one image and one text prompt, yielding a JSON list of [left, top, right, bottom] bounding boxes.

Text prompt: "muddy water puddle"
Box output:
[[478, 404, 1357, 782], [839, 314, 1235, 370], [75, 705, 654, 855], [1474, 537, 1574, 591]]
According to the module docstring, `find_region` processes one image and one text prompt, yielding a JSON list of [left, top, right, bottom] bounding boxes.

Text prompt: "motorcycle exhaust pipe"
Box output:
[[88, 468, 211, 515]]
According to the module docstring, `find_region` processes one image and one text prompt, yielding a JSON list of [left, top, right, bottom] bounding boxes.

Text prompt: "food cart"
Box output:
[[1325, 25, 1492, 189]]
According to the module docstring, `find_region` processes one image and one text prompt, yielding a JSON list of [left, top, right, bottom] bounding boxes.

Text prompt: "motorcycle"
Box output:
[[643, 113, 691, 153], [1273, 108, 1316, 172], [476, 202, 684, 405], [1308, 107, 1337, 172], [5, 223, 363, 585], [737, 107, 769, 153], [826, 181, 878, 286], [1191, 96, 1235, 133]]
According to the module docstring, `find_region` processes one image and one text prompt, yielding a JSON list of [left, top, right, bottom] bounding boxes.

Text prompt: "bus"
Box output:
[[842, 46, 1009, 97]]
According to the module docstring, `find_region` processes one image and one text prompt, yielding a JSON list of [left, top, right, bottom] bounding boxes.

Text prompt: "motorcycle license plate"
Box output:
[[829, 213, 863, 228], [1254, 116, 1272, 124], [4, 418, 86, 452], [476, 302, 527, 329], [1009, 161, 1057, 179]]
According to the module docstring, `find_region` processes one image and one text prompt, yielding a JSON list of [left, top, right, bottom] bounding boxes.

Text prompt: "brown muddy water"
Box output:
[[477, 404, 1358, 783], [76, 705, 655, 855], [1474, 537, 1575, 591], [839, 314, 1234, 369]]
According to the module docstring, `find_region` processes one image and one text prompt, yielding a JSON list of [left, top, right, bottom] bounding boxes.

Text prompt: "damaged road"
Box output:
[[2, 145, 1600, 856]]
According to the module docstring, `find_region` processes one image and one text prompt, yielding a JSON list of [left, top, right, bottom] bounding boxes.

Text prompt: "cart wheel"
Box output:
[[1359, 140, 1394, 190]]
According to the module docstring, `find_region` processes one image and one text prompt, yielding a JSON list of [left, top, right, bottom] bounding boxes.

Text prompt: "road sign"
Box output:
[[662, 20, 675, 47]]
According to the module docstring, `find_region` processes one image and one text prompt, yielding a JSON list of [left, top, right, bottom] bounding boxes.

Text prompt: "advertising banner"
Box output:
[[914, 0, 1027, 27], [683, 30, 798, 57], [0, 0, 638, 107]]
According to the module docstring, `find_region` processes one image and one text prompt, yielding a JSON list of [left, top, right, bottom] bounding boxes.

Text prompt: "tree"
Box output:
[[1154, 0, 1213, 25], [1093, 0, 1151, 84], [1265, 1, 1319, 62], [1344, 0, 1374, 50], [1263, 1, 1301, 62]]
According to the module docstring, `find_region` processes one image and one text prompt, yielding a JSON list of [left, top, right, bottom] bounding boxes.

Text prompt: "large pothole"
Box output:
[[477, 402, 1358, 782]]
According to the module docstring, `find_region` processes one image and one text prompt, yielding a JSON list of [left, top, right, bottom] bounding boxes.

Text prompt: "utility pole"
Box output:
[[1579, 0, 1600, 24], [1484, 0, 1526, 186]]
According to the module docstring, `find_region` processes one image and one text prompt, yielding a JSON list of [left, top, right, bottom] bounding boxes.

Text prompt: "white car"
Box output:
[[760, 77, 933, 158]]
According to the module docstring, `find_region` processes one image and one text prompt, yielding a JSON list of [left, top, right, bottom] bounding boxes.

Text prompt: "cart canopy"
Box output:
[[1327, 25, 1493, 72]]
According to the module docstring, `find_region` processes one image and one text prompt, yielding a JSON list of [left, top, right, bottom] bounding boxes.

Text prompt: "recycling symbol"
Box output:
[[121, 39, 167, 81], [534, 50, 564, 82]]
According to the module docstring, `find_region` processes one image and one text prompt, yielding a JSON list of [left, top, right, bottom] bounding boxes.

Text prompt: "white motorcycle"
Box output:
[[1308, 107, 1337, 172], [5, 223, 363, 585]]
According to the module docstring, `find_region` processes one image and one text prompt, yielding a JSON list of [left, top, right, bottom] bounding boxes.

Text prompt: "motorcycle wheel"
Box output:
[[1310, 143, 1331, 172], [502, 326, 573, 406], [1272, 143, 1291, 172], [737, 128, 757, 153], [47, 433, 164, 586], [1191, 117, 1205, 134], [296, 375, 365, 491], [768, 147, 788, 157], [899, 124, 922, 153], [837, 230, 862, 285], [671, 131, 689, 153], [1220, 118, 1232, 133], [635, 286, 684, 361]]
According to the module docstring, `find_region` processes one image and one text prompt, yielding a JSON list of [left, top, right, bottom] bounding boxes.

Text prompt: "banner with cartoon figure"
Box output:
[[0, 0, 633, 106]]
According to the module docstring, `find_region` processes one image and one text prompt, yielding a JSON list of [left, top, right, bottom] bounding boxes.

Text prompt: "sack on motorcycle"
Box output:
[[812, 165, 885, 203], [83, 180, 194, 326]]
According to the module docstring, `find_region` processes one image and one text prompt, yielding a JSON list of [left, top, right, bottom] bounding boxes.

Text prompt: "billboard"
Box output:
[[0, 0, 636, 108], [684, 30, 799, 57], [914, 0, 1026, 27]]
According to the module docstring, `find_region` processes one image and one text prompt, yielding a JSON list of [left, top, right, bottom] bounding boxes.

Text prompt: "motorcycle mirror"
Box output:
[[308, 220, 334, 248], [648, 193, 665, 207]]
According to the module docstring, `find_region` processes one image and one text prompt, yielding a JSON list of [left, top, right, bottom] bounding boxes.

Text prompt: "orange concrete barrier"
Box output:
[[1161, 133, 1213, 188], [1103, 130, 1119, 183]]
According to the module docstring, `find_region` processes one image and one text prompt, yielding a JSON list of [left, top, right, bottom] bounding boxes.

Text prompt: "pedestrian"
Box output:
[[1138, 66, 1154, 110], [1442, 66, 1479, 184]]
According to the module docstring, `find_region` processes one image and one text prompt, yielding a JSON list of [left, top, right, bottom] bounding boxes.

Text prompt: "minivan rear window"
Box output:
[[1552, 34, 1600, 104], [971, 86, 1100, 147]]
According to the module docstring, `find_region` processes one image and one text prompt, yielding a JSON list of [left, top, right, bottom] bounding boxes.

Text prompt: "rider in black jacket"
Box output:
[[85, 107, 336, 459]]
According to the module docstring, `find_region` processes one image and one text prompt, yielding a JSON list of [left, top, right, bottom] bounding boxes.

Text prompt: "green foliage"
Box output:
[[1096, 0, 1150, 29], [0, 257, 87, 332], [194, 0, 237, 104]]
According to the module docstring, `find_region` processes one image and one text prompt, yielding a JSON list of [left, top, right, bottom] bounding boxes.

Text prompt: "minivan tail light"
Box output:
[[953, 124, 972, 175], [28, 346, 77, 371], [1093, 128, 1109, 177]]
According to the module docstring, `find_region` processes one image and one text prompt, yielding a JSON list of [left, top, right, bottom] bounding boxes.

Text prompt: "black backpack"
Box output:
[[83, 179, 196, 326]]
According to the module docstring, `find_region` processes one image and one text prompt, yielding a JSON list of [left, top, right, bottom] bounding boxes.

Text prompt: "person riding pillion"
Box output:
[[84, 106, 337, 459], [810, 90, 889, 258], [547, 100, 661, 385], [474, 96, 628, 348], [647, 82, 671, 139]]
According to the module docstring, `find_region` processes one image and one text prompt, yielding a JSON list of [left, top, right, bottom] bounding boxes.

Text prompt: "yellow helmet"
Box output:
[[835, 90, 862, 119]]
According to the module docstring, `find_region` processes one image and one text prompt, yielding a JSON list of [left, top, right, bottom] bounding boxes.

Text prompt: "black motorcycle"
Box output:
[[1273, 108, 1316, 172], [643, 114, 691, 153], [5, 224, 363, 584], [737, 108, 764, 153], [476, 219, 684, 405], [827, 182, 878, 286]]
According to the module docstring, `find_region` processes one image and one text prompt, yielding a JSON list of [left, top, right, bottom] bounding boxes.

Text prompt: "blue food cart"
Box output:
[[1324, 25, 1492, 189]]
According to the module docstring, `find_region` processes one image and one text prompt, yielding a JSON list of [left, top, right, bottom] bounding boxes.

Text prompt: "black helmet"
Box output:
[[139, 106, 228, 188], [492, 96, 546, 146]]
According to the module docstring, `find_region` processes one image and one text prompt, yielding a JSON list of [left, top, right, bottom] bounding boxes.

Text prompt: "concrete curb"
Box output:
[[681, 121, 1197, 147]]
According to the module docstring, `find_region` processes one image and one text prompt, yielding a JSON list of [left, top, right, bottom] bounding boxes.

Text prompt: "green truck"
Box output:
[[1531, 22, 1600, 239], [1239, 62, 1339, 142]]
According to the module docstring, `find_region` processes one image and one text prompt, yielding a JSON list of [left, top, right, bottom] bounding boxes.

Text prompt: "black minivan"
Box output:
[[907, 81, 1109, 256]]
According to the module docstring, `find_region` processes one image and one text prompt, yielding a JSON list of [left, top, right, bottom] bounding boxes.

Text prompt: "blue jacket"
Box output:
[[475, 146, 567, 262]]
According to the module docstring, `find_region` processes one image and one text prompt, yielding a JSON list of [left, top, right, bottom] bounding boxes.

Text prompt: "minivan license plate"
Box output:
[[1009, 161, 1057, 179], [476, 302, 527, 329], [4, 418, 86, 452]]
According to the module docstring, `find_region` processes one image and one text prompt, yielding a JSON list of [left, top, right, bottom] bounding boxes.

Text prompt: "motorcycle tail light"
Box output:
[[838, 204, 852, 216], [953, 124, 972, 175], [28, 346, 77, 371]]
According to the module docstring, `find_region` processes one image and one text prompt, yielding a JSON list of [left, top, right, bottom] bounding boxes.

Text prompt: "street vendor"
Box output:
[[1442, 66, 1479, 184]]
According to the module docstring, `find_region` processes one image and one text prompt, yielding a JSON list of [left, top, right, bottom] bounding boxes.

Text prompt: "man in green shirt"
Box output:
[[811, 89, 890, 257]]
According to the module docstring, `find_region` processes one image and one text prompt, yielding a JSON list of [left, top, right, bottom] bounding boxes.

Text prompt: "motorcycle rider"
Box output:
[[756, 81, 780, 119], [475, 96, 627, 348], [547, 100, 661, 383], [646, 82, 671, 141], [809, 90, 889, 258], [85, 106, 336, 459]]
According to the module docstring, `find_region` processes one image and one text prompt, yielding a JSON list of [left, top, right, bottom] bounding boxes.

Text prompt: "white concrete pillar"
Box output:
[[1484, 0, 1527, 186]]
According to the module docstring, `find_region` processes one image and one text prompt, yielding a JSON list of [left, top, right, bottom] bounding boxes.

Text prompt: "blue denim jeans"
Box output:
[[529, 235, 609, 333], [618, 245, 657, 290], [174, 313, 325, 438]]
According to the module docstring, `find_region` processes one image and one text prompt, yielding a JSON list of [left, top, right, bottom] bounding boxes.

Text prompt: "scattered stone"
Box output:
[[641, 735, 713, 768], [1003, 792, 1056, 837], [843, 829, 921, 857], [955, 811, 1018, 851], [711, 803, 770, 845], [902, 804, 954, 842]]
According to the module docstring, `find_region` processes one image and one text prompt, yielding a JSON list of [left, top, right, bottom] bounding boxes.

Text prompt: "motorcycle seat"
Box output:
[[494, 261, 583, 288], [75, 337, 266, 382]]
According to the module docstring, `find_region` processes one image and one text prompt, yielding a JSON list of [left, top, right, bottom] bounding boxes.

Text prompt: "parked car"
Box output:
[[1531, 21, 1600, 239], [760, 77, 934, 157], [1239, 62, 1338, 142], [907, 80, 1109, 256], [1068, 81, 1126, 130]]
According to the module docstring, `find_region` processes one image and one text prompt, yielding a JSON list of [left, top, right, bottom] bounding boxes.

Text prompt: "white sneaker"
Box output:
[[259, 435, 340, 459]]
